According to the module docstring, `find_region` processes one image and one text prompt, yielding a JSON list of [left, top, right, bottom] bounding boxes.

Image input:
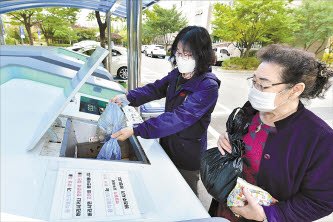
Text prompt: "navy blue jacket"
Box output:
[[127, 68, 221, 170]]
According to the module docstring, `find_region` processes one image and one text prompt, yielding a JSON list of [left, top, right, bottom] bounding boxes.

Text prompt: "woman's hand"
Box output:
[[230, 187, 267, 221], [111, 127, 134, 141], [217, 132, 232, 155], [110, 94, 128, 107]]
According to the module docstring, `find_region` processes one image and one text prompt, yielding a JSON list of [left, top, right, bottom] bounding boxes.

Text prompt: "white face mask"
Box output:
[[176, 55, 196, 74], [248, 87, 288, 112]]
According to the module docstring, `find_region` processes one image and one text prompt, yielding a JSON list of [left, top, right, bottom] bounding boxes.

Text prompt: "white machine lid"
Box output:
[[0, 47, 108, 152]]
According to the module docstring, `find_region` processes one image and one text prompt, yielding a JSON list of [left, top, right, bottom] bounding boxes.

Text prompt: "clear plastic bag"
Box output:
[[227, 177, 275, 207], [97, 136, 122, 160], [118, 94, 130, 106], [96, 103, 126, 160]]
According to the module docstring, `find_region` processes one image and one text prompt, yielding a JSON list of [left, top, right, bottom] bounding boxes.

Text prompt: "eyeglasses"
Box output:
[[247, 76, 289, 91], [175, 50, 193, 60]]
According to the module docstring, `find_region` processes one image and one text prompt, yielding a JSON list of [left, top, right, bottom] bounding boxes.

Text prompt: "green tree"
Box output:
[[36, 8, 78, 45], [92, 11, 107, 48], [4, 25, 22, 45], [212, 0, 297, 57], [87, 12, 125, 48], [144, 5, 187, 50], [73, 26, 98, 42], [142, 23, 155, 45], [118, 28, 127, 47], [87, 12, 126, 66], [293, 0, 333, 55], [54, 27, 78, 45], [6, 9, 42, 45]]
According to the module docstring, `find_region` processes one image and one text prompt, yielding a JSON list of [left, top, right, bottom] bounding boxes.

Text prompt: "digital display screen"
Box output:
[[79, 96, 108, 115]]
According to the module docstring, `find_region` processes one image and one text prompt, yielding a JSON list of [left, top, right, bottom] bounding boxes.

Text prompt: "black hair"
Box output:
[[169, 26, 215, 76], [257, 44, 333, 99]]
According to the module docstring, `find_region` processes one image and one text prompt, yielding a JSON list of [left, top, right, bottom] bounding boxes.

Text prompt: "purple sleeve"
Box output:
[[263, 131, 333, 222], [133, 84, 219, 139], [126, 73, 171, 107]]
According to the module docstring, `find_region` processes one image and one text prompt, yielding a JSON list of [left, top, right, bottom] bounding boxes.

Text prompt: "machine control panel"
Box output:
[[76, 94, 143, 127], [79, 96, 108, 115]]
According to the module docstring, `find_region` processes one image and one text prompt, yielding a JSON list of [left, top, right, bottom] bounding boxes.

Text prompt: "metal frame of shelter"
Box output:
[[0, 0, 159, 90]]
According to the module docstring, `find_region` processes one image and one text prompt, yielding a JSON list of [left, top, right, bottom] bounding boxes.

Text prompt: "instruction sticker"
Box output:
[[52, 169, 140, 221]]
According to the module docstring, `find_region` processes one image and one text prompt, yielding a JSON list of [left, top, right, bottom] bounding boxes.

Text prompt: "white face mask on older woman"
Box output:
[[248, 87, 290, 112]]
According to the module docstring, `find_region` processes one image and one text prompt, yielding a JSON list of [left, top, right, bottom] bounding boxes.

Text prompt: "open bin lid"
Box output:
[[0, 47, 108, 152], [0, 46, 113, 81]]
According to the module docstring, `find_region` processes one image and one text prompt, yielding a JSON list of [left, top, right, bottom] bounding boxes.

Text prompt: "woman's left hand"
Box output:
[[111, 127, 134, 141], [230, 187, 267, 221]]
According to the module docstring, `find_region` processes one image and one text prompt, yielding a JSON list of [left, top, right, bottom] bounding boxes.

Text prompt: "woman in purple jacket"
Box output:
[[111, 26, 220, 195], [214, 44, 333, 222]]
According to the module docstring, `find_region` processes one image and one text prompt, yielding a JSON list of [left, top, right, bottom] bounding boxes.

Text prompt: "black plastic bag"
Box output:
[[200, 107, 249, 203]]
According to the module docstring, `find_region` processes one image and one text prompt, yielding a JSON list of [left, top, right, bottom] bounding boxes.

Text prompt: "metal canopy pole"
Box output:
[[106, 11, 112, 73], [0, 15, 6, 45], [126, 0, 142, 91]]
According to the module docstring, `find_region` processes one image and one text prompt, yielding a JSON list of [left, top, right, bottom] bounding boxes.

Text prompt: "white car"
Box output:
[[73, 40, 100, 48], [145, 45, 166, 58], [141, 45, 148, 53], [214, 47, 231, 66], [110, 46, 128, 80], [69, 45, 128, 80]]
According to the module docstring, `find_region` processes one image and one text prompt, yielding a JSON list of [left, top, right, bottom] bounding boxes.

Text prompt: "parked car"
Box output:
[[66, 45, 82, 52], [68, 45, 128, 80], [141, 45, 148, 53], [145, 45, 166, 58], [213, 47, 231, 66], [109, 46, 128, 80], [73, 40, 100, 48]]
